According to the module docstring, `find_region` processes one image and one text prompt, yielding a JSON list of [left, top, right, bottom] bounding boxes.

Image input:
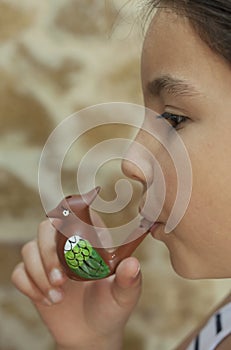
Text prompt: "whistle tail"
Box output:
[[81, 186, 101, 206]]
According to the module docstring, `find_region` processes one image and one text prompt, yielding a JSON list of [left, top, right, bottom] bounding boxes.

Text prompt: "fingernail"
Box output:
[[48, 289, 63, 304], [50, 268, 63, 284], [132, 265, 140, 279]]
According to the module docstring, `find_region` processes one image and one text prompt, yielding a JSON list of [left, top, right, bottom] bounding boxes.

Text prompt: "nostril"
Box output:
[[121, 159, 137, 178], [122, 159, 147, 184], [121, 159, 132, 177]]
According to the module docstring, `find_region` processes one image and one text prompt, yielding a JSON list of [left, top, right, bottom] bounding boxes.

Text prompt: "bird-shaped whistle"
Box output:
[[47, 187, 152, 281]]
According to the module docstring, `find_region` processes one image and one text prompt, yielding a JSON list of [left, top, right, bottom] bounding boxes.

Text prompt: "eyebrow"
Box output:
[[147, 74, 202, 98]]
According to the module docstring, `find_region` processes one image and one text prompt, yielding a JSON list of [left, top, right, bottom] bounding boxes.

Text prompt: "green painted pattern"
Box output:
[[64, 236, 110, 279]]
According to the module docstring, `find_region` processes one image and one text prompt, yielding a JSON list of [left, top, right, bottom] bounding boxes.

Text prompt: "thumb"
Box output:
[[112, 257, 142, 311]]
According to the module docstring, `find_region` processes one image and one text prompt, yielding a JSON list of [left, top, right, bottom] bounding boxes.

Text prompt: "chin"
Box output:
[[170, 255, 231, 280], [169, 254, 210, 280]]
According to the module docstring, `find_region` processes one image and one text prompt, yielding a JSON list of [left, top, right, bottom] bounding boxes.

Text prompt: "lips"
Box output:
[[149, 222, 160, 234], [139, 214, 161, 234], [139, 205, 162, 238]]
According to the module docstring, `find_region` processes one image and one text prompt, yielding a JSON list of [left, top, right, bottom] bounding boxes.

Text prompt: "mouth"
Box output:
[[138, 205, 162, 236]]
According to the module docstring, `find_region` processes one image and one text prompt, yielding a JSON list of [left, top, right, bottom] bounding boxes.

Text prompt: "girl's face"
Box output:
[[123, 9, 231, 278]]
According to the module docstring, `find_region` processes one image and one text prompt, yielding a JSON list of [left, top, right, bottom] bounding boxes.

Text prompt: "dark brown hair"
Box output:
[[144, 0, 231, 63]]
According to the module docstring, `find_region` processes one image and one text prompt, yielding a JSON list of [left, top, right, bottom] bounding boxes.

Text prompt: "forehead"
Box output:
[[141, 9, 231, 101], [142, 9, 206, 80]]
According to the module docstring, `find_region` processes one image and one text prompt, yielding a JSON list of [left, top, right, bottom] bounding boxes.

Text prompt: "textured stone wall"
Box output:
[[0, 1, 230, 349]]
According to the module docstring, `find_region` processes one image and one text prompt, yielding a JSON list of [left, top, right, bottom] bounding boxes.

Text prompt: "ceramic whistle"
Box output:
[[47, 187, 153, 281]]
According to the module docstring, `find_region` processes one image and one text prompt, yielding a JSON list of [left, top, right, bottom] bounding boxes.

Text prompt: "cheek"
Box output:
[[191, 131, 231, 210], [155, 125, 231, 230], [165, 145, 231, 278], [177, 135, 231, 239]]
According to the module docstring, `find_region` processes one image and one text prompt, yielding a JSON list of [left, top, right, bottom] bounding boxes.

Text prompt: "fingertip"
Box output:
[[11, 262, 24, 286], [116, 257, 141, 282], [11, 262, 48, 304], [114, 257, 142, 295], [49, 267, 67, 286], [47, 288, 64, 304], [112, 257, 142, 309], [38, 219, 53, 232]]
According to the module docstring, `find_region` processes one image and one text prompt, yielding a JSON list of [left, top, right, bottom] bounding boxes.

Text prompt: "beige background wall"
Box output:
[[0, 1, 230, 349]]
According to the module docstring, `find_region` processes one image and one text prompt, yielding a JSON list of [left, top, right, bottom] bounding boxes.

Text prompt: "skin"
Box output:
[[123, 8, 231, 279], [11, 8, 231, 350]]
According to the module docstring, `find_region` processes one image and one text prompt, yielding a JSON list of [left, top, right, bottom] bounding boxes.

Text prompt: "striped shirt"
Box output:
[[186, 302, 231, 350]]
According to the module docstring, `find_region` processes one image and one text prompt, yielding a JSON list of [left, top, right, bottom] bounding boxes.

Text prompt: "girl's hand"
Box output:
[[11, 220, 142, 350]]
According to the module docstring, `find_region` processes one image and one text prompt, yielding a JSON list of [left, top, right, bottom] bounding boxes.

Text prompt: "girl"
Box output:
[[12, 1, 231, 349]]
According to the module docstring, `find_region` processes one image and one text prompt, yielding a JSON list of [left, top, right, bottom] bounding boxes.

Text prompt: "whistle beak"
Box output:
[[46, 207, 62, 219]]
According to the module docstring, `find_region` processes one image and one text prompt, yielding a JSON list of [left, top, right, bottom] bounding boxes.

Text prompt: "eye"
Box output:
[[157, 112, 188, 129], [62, 209, 70, 217]]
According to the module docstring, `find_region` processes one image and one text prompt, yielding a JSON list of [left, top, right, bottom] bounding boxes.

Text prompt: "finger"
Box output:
[[21, 239, 63, 304], [11, 262, 52, 306], [112, 257, 142, 310], [37, 220, 67, 287]]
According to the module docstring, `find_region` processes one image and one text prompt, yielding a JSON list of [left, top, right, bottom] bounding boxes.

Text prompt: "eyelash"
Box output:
[[158, 112, 188, 129]]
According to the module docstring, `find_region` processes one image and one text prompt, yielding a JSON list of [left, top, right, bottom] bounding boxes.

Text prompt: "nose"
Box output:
[[121, 129, 157, 187]]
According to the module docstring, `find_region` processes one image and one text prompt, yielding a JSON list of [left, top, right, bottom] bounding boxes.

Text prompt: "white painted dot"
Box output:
[[62, 209, 70, 217]]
